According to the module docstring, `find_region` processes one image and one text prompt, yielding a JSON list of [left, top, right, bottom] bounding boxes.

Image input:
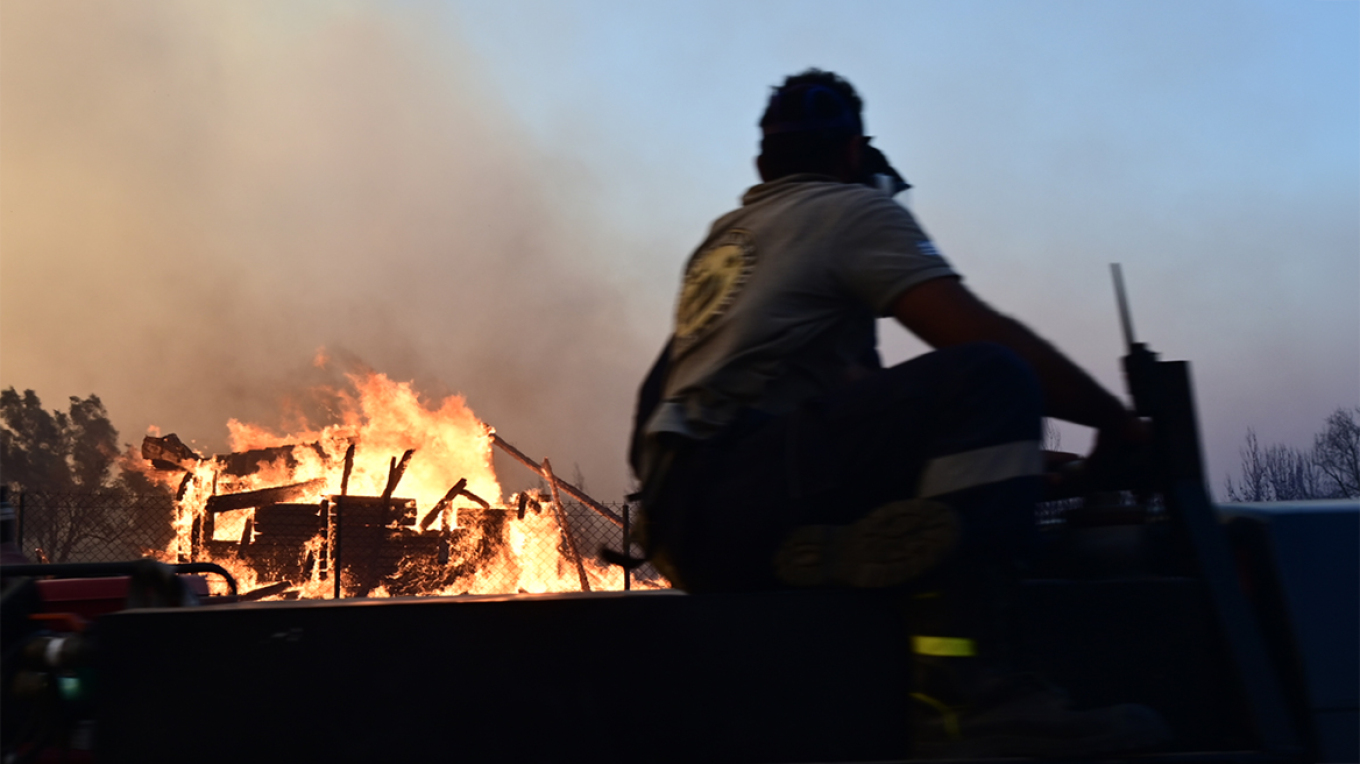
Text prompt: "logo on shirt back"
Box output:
[[676, 228, 756, 341]]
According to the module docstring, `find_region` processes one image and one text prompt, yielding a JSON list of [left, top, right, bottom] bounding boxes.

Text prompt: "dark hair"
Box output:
[[758, 69, 864, 180]]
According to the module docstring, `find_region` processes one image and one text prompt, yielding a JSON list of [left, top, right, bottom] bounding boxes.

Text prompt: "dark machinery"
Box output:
[[2, 270, 1356, 763]]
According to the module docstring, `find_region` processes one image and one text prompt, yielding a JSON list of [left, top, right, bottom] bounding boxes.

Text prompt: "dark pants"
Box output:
[[652, 342, 1044, 596]]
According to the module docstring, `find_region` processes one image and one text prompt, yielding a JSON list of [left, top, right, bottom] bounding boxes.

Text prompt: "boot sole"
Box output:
[[773, 499, 959, 588]]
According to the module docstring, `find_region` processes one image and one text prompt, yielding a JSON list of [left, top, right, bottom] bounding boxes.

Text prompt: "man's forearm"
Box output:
[[892, 278, 1129, 432], [981, 313, 1128, 431]]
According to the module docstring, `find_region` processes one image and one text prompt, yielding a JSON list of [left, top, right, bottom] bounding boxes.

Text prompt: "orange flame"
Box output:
[[137, 368, 662, 599]]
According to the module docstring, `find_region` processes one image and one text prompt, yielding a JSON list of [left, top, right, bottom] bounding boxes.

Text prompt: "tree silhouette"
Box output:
[[1225, 406, 1360, 502], [1313, 407, 1360, 498], [0, 388, 169, 561]]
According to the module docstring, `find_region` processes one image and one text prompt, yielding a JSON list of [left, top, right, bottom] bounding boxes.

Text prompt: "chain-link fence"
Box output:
[[11, 490, 175, 565], [9, 489, 1169, 599], [9, 489, 666, 598]]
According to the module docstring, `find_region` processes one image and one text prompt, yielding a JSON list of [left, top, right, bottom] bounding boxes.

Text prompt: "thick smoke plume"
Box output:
[[1, 2, 656, 499]]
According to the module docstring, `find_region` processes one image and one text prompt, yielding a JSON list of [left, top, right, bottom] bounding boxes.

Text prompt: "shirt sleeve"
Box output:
[[832, 190, 958, 316]]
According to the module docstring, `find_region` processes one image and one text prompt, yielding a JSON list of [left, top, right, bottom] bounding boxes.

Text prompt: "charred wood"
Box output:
[[207, 443, 327, 478], [416, 478, 490, 531], [380, 450, 415, 504], [243, 503, 326, 583], [329, 495, 416, 527], [420, 479, 466, 531], [191, 514, 203, 562], [491, 434, 622, 527], [238, 581, 292, 602], [142, 433, 202, 468], [340, 443, 356, 496], [460, 487, 490, 509], [252, 504, 326, 540], [175, 472, 194, 502], [204, 479, 326, 514]]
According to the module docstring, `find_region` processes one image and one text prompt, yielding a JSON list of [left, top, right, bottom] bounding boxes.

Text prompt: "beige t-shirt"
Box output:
[[646, 173, 957, 445]]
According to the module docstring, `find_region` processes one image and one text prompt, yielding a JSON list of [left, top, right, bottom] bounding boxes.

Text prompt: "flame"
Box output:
[[137, 368, 664, 600]]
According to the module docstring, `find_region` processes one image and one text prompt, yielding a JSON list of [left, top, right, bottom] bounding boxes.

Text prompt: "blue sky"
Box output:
[[1, 1, 1355, 499], [445, 0, 1359, 482]]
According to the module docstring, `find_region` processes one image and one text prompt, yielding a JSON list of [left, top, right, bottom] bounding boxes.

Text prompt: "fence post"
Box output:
[[622, 503, 631, 591], [332, 499, 342, 600]]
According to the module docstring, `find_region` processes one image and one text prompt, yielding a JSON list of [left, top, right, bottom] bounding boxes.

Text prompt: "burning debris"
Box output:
[[132, 371, 658, 600]]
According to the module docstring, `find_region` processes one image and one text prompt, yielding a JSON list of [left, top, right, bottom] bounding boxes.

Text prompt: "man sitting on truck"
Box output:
[[629, 68, 1170, 758]]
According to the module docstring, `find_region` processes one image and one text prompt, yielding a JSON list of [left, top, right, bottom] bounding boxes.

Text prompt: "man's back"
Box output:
[[650, 174, 953, 445]]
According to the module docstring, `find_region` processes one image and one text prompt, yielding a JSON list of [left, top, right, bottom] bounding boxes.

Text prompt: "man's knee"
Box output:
[[939, 342, 1041, 412], [909, 343, 1042, 455]]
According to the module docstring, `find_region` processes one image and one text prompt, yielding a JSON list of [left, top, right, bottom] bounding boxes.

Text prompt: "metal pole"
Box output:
[[332, 499, 342, 600], [16, 492, 24, 552], [622, 503, 631, 591], [335, 443, 354, 600], [318, 499, 330, 584], [176, 499, 187, 564], [1110, 263, 1137, 349]]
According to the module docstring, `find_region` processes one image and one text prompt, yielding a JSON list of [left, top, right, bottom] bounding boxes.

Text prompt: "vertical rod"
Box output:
[[622, 503, 631, 591], [318, 499, 330, 582], [190, 514, 203, 562], [176, 501, 187, 564], [1110, 263, 1137, 350], [332, 500, 342, 600], [335, 443, 354, 600], [340, 443, 355, 497], [16, 491, 24, 552], [203, 510, 215, 552], [542, 458, 591, 592]]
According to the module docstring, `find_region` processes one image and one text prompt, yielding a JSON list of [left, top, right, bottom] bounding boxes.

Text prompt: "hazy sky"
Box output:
[[2, 0, 1356, 501]]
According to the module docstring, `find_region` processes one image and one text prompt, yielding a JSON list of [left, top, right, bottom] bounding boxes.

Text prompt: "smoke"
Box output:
[[0, 1, 655, 500], [5, 1, 1355, 505]]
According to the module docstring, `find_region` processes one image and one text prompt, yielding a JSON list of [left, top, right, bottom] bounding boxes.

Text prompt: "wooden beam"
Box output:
[[542, 458, 591, 592], [381, 449, 416, 503], [340, 443, 355, 497], [204, 479, 326, 514], [491, 434, 622, 527], [419, 479, 466, 530]]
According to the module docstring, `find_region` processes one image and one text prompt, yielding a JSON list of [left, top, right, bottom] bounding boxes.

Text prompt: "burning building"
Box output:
[[134, 370, 656, 600]]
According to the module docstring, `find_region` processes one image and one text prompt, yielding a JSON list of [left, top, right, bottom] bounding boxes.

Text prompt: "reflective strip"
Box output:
[[912, 635, 977, 657], [916, 440, 1042, 498]]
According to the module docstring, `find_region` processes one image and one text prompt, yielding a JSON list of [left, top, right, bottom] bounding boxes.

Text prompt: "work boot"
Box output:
[[772, 498, 960, 588], [910, 659, 1172, 759]]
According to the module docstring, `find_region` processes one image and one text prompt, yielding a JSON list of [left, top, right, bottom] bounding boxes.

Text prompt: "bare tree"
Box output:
[[1313, 407, 1360, 498], [1224, 407, 1360, 502], [1224, 429, 1330, 502]]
